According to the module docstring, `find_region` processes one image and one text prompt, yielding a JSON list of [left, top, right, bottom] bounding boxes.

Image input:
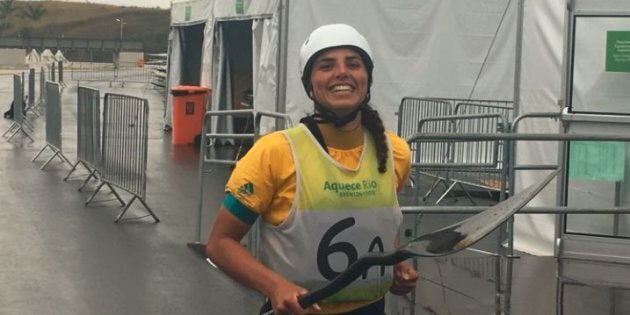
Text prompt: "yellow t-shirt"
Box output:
[[223, 123, 411, 313], [225, 124, 411, 225]]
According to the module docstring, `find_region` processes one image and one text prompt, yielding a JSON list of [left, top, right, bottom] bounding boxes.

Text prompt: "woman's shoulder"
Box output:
[[255, 130, 290, 145], [384, 130, 410, 153], [256, 128, 298, 148], [244, 129, 292, 159]]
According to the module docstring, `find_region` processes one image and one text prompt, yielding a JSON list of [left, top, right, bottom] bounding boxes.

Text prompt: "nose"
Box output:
[[334, 62, 349, 77]]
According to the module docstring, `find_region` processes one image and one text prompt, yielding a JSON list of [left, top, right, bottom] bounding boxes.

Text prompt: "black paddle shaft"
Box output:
[[259, 250, 414, 314]]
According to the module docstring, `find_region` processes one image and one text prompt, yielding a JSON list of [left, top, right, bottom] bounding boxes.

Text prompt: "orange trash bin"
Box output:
[[171, 85, 211, 145]]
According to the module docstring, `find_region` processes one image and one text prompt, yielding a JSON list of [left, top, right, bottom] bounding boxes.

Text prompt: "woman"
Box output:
[[207, 24, 418, 315]]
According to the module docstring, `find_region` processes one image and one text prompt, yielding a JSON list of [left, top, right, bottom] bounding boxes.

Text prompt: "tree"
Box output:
[[18, 26, 31, 38], [0, 20, 11, 34], [0, 0, 16, 17], [0, 0, 14, 36], [20, 3, 47, 21]]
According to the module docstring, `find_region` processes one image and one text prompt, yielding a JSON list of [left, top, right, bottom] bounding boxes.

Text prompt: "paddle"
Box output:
[[260, 169, 558, 314]]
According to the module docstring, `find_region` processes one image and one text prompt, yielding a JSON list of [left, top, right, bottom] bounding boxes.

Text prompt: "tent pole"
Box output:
[[504, 1, 525, 314], [513, 0, 524, 117], [275, 0, 290, 127]]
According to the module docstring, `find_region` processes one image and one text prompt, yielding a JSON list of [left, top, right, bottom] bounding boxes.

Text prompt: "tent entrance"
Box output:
[[213, 19, 255, 144], [179, 23, 205, 85]]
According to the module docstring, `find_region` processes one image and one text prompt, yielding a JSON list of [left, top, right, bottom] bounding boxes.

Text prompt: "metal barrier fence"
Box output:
[[397, 97, 514, 204], [2, 74, 33, 142], [434, 97, 514, 115], [86, 93, 158, 223], [402, 128, 630, 315], [396, 97, 454, 140], [454, 102, 514, 122], [32, 81, 72, 169], [58, 61, 64, 83], [188, 109, 293, 257], [27, 69, 35, 108], [71, 63, 154, 86], [396, 97, 453, 201], [64, 87, 102, 190], [40, 67, 46, 103], [24, 68, 43, 117], [417, 113, 510, 204]]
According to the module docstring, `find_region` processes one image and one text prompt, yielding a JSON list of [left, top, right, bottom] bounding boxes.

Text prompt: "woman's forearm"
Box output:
[[207, 234, 285, 298], [206, 206, 287, 298]]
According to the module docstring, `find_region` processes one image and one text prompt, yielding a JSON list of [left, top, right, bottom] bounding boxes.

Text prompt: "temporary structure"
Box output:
[[54, 50, 67, 62], [26, 49, 41, 68], [167, 0, 516, 132], [167, 0, 630, 258], [166, 0, 549, 251], [40, 49, 56, 65]]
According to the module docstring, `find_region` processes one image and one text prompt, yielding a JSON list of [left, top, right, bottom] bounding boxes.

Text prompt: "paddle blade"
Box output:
[[405, 169, 559, 256]]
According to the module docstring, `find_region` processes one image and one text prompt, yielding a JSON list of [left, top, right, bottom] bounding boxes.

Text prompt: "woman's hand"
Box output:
[[268, 280, 320, 315], [390, 261, 419, 296]]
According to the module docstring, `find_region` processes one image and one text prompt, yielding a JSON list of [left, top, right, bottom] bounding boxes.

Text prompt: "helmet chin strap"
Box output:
[[311, 94, 371, 128]]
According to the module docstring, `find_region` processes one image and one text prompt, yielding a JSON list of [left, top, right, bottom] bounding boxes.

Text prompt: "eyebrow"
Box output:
[[315, 55, 362, 64]]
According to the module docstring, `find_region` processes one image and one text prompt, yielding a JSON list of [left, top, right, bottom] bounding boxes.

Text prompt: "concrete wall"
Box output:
[[118, 51, 144, 67], [0, 49, 25, 68]]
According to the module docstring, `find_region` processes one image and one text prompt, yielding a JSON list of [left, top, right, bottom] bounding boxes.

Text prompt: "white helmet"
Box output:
[[299, 24, 374, 92]]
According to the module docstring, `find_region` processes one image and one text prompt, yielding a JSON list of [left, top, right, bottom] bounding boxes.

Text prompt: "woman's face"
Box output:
[[309, 47, 368, 115]]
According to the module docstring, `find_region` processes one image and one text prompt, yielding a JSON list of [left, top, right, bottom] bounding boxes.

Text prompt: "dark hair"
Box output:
[[361, 104, 388, 173]]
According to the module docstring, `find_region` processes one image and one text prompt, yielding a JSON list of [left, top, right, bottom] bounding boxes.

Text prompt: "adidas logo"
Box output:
[[238, 182, 254, 196]]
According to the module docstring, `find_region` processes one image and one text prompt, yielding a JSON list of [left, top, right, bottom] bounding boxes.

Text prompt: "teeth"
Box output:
[[332, 85, 352, 92]]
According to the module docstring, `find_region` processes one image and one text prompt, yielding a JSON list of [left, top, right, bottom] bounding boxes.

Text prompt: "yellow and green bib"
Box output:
[[259, 124, 402, 305]]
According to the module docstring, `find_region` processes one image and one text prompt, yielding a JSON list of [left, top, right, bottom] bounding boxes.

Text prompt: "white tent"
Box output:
[[165, 0, 212, 128], [167, 0, 517, 132], [54, 50, 67, 62], [40, 49, 56, 65], [167, 0, 630, 256], [26, 49, 41, 68]]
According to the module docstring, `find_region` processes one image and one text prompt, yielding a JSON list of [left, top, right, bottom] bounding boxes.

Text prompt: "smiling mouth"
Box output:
[[331, 84, 354, 93]]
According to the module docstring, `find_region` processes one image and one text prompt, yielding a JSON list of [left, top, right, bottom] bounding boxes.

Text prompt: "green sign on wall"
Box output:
[[569, 141, 626, 182], [235, 0, 244, 14], [185, 5, 192, 21], [606, 31, 630, 72]]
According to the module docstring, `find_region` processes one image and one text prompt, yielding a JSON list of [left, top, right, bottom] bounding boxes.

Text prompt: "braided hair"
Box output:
[[360, 104, 388, 173]]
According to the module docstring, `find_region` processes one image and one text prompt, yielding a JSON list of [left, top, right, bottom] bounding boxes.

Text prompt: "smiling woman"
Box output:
[[206, 23, 419, 315]]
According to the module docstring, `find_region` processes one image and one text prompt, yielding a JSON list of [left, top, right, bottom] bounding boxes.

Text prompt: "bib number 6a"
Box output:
[[316, 217, 385, 281]]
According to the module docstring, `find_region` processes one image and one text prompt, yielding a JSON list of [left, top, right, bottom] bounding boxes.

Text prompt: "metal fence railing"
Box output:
[[40, 67, 46, 104], [32, 81, 72, 169], [454, 102, 514, 122], [71, 63, 154, 86], [86, 93, 158, 223], [26, 69, 39, 116], [64, 86, 102, 190], [402, 128, 630, 315], [416, 113, 509, 204], [2, 74, 33, 142], [396, 97, 453, 202], [397, 97, 515, 204], [188, 109, 294, 257]]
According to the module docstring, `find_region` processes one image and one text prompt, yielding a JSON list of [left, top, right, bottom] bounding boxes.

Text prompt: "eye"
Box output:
[[346, 59, 363, 69], [316, 61, 334, 71]]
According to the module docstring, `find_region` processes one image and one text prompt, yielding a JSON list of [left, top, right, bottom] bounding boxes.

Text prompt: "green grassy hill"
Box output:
[[0, 1, 170, 53]]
